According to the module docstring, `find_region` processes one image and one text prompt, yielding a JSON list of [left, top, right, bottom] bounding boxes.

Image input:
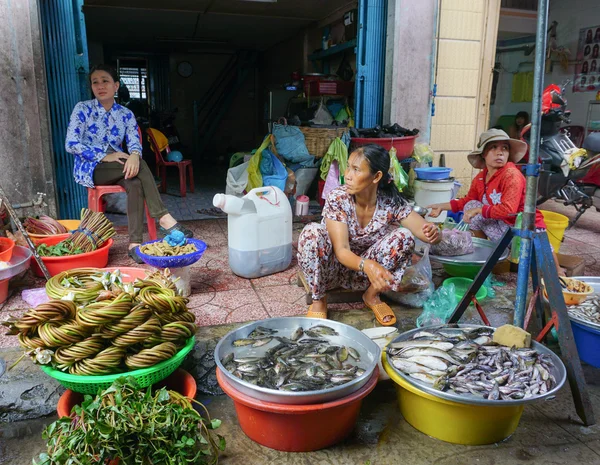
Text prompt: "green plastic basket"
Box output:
[[40, 337, 195, 395]]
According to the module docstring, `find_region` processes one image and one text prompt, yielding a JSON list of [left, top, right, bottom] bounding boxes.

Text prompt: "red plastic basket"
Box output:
[[351, 135, 417, 160], [32, 238, 113, 277]]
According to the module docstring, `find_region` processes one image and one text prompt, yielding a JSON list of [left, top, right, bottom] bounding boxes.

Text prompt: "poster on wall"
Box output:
[[573, 25, 600, 93]]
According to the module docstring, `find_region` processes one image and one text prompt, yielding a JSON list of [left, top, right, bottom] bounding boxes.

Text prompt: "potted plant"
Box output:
[[34, 377, 226, 465]]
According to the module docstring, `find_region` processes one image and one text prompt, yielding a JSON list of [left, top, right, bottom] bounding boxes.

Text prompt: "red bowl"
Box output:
[[216, 366, 378, 452], [351, 135, 417, 160], [56, 368, 197, 418], [32, 238, 114, 277], [0, 237, 15, 262]]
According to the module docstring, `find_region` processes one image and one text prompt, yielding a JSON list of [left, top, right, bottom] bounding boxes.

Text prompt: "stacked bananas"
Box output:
[[3, 268, 196, 375]]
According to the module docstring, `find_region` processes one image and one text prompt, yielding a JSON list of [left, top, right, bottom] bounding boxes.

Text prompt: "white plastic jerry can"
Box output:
[[213, 186, 293, 279]]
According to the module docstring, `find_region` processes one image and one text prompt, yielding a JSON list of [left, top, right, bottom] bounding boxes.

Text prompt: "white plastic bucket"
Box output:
[[414, 179, 455, 223]]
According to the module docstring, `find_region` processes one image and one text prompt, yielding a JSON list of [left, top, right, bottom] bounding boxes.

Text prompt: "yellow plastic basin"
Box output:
[[382, 353, 524, 445]]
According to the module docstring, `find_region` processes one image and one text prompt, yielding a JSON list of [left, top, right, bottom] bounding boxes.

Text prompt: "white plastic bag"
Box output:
[[226, 161, 250, 196]]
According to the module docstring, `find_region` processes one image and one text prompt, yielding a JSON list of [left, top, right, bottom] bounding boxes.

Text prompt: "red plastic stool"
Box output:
[[87, 186, 157, 241]]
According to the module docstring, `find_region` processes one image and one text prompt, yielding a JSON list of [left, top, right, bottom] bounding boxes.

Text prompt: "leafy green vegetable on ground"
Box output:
[[34, 377, 226, 465]]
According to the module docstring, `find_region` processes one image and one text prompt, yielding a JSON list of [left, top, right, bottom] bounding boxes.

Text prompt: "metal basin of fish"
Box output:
[[214, 317, 381, 404], [382, 324, 567, 445], [416, 238, 509, 265], [563, 276, 600, 331], [386, 324, 566, 407]]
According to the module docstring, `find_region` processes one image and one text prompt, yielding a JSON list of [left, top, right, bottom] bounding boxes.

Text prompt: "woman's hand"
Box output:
[[426, 204, 445, 218], [463, 207, 483, 224], [123, 154, 140, 179], [422, 222, 441, 244], [364, 259, 394, 294], [103, 151, 129, 164]]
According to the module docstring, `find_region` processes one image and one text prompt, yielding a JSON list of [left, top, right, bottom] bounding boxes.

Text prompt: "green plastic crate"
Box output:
[[40, 337, 195, 395]]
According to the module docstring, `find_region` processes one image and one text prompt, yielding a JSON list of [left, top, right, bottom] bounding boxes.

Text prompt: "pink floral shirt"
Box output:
[[322, 186, 412, 255]]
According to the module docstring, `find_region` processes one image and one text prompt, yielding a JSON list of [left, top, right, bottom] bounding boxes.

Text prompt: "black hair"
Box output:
[[353, 144, 406, 205], [89, 64, 119, 83], [516, 111, 530, 125]]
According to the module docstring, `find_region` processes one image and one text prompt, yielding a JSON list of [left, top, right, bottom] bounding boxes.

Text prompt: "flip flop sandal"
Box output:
[[306, 304, 328, 319], [128, 247, 144, 264], [158, 223, 194, 239], [363, 299, 397, 326]]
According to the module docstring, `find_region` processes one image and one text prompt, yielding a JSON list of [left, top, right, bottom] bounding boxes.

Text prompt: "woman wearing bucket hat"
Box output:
[[427, 129, 565, 274]]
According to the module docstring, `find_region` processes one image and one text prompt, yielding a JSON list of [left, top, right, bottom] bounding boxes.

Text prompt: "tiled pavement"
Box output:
[[1, 185, 600, 348]]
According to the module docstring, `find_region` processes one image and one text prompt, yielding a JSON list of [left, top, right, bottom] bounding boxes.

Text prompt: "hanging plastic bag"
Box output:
[[247, 135, 271, 191], [226, 161, 250, 196], [272, 120, 314, 165], [310, 100, 335, 125], [385, 246, 434, 308], [388, 148, 409, 192], [510, 213, 523, 263], [320, 138, 348, 181], [413, 143, 434, 166], [260, 149, 288, 192], [416, 283, 458, 327], [322, 161, 340, 201], [431, 229, 474, 256]]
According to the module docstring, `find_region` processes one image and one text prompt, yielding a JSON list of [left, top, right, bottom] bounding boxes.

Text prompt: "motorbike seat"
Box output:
[[583, 132, 600, 153]]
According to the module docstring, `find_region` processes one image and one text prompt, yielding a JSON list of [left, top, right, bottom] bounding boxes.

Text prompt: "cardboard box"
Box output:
[[509, 253, 585, 277], [557, 253, 585, 277]]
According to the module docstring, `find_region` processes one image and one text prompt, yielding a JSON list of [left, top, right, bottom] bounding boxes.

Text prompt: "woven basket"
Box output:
[[299, 127, 348, 159]]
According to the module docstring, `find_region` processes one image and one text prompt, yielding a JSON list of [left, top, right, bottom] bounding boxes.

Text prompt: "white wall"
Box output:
[[491, 0, 600, 128]]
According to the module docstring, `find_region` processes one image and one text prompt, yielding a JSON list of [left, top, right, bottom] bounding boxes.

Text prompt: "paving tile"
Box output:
[[189, 268, 252, 293], [249, 258, 300, 288], [256, 284, 307, 317], [187, 288, 265, 327]]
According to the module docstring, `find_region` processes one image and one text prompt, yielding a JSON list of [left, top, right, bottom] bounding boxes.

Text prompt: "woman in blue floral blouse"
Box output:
[[65, 64, 192, 263]]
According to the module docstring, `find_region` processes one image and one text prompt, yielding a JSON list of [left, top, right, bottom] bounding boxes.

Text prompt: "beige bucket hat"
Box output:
[[467, 128, 528, 170]]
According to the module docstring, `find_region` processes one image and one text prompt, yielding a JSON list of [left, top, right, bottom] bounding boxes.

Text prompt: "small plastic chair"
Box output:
[[560, 125, 585, 147], [146, 128, 194, 197], [87, 186, 157, 241]]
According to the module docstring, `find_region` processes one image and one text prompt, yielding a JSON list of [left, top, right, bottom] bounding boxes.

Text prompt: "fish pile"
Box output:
[[221, 324, 365, 392], [388, 326, 557, 401], [568, 297, 600, 326]]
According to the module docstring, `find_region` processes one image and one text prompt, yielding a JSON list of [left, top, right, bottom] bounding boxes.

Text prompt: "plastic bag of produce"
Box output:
[[389, 148, 409, 192], [413, 143, 434, 166], [431, 229, 474, 256], [416, 284, 458, 327], [385, 246, 433, 308]]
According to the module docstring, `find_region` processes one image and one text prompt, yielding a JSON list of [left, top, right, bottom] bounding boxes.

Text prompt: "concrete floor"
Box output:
[[2, 193, 600, 464], [2, 307, 600, 465]]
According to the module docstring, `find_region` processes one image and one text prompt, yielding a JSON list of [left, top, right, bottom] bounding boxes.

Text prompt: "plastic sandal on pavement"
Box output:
[[128, 247, 144, 264], [306, 304, 328, 319], [362, 298, 397, 326]]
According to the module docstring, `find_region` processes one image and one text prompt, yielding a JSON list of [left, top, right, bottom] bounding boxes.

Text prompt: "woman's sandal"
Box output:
[[306, 304, 328, 319], [158, 223, 194, 239], [128, 247, 144, 264], [362, 299, 397, 326]]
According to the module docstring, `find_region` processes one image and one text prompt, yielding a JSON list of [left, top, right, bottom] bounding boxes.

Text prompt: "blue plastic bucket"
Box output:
[[571, 319, 600, 368], [414, 167, 453, 181]]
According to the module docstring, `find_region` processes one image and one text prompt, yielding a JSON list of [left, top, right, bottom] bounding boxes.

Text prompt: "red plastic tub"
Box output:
[[351, 135, 418, 160], [0, 237, 15, 262], [32, 238, 114, 277], [56, 368, 197, 417], [0, 279, 8, 304], [217, 366, 378, 452]]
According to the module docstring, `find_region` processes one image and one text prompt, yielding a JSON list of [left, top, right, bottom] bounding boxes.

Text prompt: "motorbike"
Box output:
[[520, 82, 599, 226]]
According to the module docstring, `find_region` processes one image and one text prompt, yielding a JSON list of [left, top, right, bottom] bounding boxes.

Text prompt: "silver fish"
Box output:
[[390, 340, 454, 351]]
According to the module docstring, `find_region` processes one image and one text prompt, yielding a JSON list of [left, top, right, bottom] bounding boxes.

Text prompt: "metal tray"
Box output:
[[565, 276, 600, 331], [214, 317, 381, 404], [416, 237, 509, 265], [0, 246, 32, 281], [385, 324, 567, 406]]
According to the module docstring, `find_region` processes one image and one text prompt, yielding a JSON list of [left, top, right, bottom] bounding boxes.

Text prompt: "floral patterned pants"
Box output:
[[297, 223, 415, 300], [464, 200, 509, 243]]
